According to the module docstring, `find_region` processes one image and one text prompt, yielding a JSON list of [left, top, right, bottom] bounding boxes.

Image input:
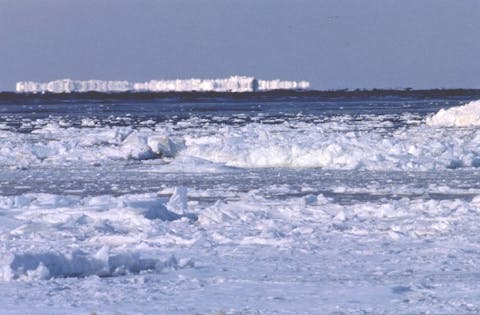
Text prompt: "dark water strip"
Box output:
[[2, 89, 480, 105]]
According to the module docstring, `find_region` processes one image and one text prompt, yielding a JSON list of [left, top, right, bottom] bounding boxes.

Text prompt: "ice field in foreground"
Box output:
[[1, 94, 480, 314]]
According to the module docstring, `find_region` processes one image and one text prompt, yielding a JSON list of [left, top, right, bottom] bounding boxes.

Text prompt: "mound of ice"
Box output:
[[0, 124, 182, 166], [0, 247, 188, 281], [180, 122, 480, 170], [147, 135, 178, 158], [166, 186, 188, 215], [15, 76, 310, 93], [0, 191, 199, 281], [426, 100, 480, 127]]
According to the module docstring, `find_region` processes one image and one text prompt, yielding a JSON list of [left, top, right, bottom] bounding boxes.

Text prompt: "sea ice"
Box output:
[[426, 100, 480, 127], [1, 97, 480, 314]]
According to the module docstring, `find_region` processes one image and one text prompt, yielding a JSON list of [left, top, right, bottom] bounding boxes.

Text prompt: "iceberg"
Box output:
[[15, 76, 310, 93]]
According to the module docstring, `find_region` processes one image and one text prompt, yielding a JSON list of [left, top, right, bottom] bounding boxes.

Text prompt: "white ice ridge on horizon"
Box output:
[[15, 76, 310, 93]]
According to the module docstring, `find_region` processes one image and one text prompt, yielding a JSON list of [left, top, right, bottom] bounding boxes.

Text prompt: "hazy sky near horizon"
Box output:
[[1, 0, 480, 91]]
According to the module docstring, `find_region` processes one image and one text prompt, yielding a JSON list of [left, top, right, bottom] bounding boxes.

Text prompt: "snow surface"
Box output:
[[1, 99, 480, 314], [15, 77, 310, 93]]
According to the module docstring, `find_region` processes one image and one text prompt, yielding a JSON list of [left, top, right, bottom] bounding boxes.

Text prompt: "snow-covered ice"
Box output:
[[426, 99, 480, 127], [1, 110, 480, 171], [1, 95, 480, 314]]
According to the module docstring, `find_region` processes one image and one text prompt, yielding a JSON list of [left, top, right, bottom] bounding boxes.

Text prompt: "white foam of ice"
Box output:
[[15, 77, 310, 93], [426, 100, 480, 127]]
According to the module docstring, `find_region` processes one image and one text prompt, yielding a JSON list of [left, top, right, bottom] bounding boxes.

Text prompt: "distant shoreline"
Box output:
[[2, 88, 480, 104]]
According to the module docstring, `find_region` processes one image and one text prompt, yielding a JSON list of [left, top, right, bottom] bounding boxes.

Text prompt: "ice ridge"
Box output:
[[426, 100, 480, 127], [15, 76, 310, 93]]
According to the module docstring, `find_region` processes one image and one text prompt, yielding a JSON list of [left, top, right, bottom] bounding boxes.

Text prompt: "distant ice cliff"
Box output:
[[15, 76, 310, 93]]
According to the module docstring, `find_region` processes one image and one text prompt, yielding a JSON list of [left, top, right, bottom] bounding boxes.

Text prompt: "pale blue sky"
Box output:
[[1, 0, 480, 91]]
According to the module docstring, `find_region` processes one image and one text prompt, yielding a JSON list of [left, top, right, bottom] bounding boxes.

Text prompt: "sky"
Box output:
[[1, 0, 480, 91]]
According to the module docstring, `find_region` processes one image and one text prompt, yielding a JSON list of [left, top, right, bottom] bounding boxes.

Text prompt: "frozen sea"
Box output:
[[1, 90, 480, 314]]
